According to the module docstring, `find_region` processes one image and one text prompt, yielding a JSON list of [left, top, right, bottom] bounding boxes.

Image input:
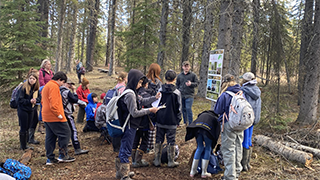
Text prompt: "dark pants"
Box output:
[[132, 129, 148, 152], [66, 115, 80, 150], [112, 136, 122, 152], [119, 127, 137, 163], [30, 107, 39, 129], [76, 106, 86, 123], [18, 109, 33, 133], [155, 127, 176, 145], [83, 120, 100, 132], [77, 72, 82, 83], [44, 122, 71, 160]]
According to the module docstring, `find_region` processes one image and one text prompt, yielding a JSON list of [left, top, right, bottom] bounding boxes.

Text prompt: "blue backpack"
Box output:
[[104, 86, 124, 105], [0, 159, 32, 180], [9, 83, 23, 109], [197, 152, 222, 175]]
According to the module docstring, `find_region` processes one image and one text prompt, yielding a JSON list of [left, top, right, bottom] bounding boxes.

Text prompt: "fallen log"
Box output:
[[254, 135, 313, 167], [98, 68, 109, 73], [19, 149, 33, 165], [282, 141, 320, 159]]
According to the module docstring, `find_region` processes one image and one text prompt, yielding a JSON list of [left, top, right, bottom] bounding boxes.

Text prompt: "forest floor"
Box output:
[[1, 66, 320, 180]]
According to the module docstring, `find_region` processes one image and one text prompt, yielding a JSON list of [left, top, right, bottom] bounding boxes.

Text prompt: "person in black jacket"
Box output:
[[153, 70, 182, 168], [185, 110, 221, 178], [17, 73, 40, 150]]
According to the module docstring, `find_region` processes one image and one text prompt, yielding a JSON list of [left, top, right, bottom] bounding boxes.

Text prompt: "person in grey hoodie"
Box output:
[[240, 72, 261, 172]]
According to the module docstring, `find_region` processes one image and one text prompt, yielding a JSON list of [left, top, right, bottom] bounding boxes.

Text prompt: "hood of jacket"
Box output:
[[87, 93, 94, 104], [226, 84, 241, 93], [241, 84, 261, 100], [126, 69, 146, 94], [161, 84, 176, 94]]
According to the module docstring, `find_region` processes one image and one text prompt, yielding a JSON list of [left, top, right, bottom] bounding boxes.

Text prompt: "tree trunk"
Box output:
[[105, 0, 112, 67], [157, 0, 168, 76], [54, 0, 66, 72], [180, 0, 192, 69], [217, 0, 233, 76], [230, 0, 245, 79], [297, 0, 320, 125], [250, 0, 260, 75], [67, 2, 78, 73], [86, 0, 100, 72], [108, 0, 116, 76], [254, 135, 313, 167], [197, 0, 215, 98], [37, 0, 49, 50], [298, 0, 314, 105]]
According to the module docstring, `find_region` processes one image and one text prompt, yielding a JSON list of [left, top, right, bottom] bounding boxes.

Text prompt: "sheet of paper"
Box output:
[[152, 93, 161, 107]]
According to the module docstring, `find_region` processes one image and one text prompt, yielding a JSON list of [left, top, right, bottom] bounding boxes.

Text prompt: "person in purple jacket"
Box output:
[[39, 59, 54, 87], [214, 74, 242, 180]]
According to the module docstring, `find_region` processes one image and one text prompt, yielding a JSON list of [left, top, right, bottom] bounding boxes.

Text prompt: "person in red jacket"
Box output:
[[76, 77, 90, 123]]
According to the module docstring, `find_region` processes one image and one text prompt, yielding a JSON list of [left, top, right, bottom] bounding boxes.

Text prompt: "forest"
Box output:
[[1, 0, 320, 179]]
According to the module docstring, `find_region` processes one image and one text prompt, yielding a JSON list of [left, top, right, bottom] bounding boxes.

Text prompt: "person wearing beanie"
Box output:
[[153, 70, 182, 168], [240, 72, 261, 172], [214, 74, 242, 180], [76, 77, 90, 123]]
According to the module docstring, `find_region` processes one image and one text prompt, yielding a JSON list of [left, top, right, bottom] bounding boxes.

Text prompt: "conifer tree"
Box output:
[[0, 0, 49, 85]]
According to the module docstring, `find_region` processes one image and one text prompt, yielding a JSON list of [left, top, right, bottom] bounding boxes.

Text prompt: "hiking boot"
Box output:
[[131, 149, 137, 164], [190, 159, 199, 177], [119, 163, 134, 180], [20, 132, 33, 150], [58, 155, 75, 163], [46, 158, 59, 166], [201, 159, 211, 178], [116, 156, 134, 179], [153, 143, 162, 167], [74, 149, 89, 155], [248, 147, 252, 170], [167, 144, 179, 168], [132, 149, 149, 168], [241, 148, 250, 171], [28, 128, 40, 144]]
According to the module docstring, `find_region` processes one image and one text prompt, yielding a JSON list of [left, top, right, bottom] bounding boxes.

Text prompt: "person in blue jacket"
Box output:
[[83, 93, 99, 132], [240, 72, 261, 171], [214, 74, 242, 180]]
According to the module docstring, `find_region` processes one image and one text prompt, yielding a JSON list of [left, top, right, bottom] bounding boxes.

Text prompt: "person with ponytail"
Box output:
[[213, 74, 243, 180]]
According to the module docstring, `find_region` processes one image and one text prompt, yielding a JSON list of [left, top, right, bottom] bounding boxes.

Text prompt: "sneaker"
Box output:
[[74, 149, 89, 155], [58, 155, 76, 163], [46, 158, 59, 165]]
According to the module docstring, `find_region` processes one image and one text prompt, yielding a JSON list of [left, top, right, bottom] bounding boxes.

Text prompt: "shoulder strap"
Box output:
[[42, 69, 46, 78], [115, 85, 124, 90], [225, 91, 235, 96]]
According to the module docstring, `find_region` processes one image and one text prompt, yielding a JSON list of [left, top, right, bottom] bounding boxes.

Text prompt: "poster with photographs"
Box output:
[[206, 49, 224, 102]]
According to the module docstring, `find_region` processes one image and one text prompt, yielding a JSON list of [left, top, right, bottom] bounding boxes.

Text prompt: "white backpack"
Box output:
[[105, 89, 134, 137], [223, 91, 255, 131]]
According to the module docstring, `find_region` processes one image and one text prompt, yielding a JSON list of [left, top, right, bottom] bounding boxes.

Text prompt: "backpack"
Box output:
[[105, 89, 134, 137], [79, 67, 86, 75], [9, 83, 23, 109], [224, 91, 255, 131], [0, 159, 32, 180], [104, 86, 124, 105], [94, 102, 103, 120]]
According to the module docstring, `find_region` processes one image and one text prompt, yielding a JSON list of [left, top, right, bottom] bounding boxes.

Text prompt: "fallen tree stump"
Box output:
[[254, 135, 313, 167], [19, 149, 33, 165], [98, 68, 109, 73], [282, 141, 320, 159]]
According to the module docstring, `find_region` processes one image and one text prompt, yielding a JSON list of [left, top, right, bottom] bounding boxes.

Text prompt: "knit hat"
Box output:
[[241, 72, 255, 81], [222, 74, 235, 83], [100, 92, 106, 100], [165, 70, 176, 81], [82, 77, 89, 86]]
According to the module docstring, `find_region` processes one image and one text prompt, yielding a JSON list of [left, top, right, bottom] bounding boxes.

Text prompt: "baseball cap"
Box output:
[[165, 70, 176, 81], [241, 72, 255, 81], [66, 78, 75, 85]]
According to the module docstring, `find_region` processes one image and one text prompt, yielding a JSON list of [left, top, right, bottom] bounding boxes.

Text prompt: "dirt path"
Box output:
[[1, 67, 320, 179]]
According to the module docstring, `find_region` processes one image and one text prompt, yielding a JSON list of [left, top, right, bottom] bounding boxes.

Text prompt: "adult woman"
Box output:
[[18, 73, 40, 150], [38, 59, 54, 133], [186, 110, 221, 178], [146, 63, 162, 153], [213, 74, 242, 180], [240, 72, 261, 171]]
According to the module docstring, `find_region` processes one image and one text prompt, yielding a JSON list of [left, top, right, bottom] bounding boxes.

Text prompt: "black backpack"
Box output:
[[9, 83, 23, 109]]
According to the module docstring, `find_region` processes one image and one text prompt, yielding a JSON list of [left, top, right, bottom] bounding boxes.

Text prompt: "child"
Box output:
[[153, 70, 182, 168], [132, 78, 154, 168], [83, 93, 99, 132], [76, 77, 90, 123], [214, 74, 242, 180], [60, 78, 89, 155], [115, 69, 159, 180]]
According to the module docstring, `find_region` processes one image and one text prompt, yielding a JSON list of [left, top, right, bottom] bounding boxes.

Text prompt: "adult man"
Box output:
[[176, 61, 199, 126], [42, 71, 75, 165], [75, 60, 83, 83]]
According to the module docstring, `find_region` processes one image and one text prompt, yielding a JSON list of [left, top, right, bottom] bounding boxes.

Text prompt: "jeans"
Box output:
[[182, 97, 194, 125], [44, 122, 71, 160], [119, 127, 137, 163], [194, 134, 212, 160], [155, 127, 176, 145], [242, 125, 254, 149]]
